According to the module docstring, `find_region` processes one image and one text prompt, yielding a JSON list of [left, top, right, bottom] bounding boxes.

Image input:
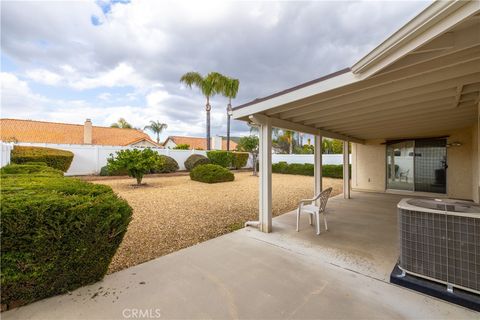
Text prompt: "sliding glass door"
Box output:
[[386, 138, 447, 194], [387, 141, 414, 191]]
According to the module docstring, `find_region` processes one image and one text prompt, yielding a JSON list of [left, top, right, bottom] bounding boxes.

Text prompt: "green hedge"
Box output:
[[1, 164, 64, 177], [152, 155, 179, 173], [272, 162, 350, 178], [206, 151, 234, 168], [231, 152, 249, 169], [184, 154, 210, 171], [190, 164, 234, 183], [12, 146, 74, 172], [0, 167, 132, 310]]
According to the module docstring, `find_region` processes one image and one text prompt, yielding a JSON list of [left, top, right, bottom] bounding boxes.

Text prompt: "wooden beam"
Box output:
[[343, 141, 350, 199], [454, 85, 464, 108], [249, 114, 365, 144], [314, 135, 322, 204], [258, 118, 272, 233]]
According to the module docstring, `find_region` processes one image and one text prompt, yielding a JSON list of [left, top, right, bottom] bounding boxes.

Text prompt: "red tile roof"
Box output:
[[0, 118, 160, 146]]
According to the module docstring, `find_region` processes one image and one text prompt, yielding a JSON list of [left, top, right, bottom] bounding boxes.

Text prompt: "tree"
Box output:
[[237, 135, 259, 176], [180, 71, 224, 150], [144, 120, 168, 144], [110, 118, 133, 129], [107, 148, 158, 185], [220, 77, 240, 151]]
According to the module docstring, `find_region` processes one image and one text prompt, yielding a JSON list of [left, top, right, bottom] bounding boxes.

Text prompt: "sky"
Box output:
[[1, 0, 431, 142]]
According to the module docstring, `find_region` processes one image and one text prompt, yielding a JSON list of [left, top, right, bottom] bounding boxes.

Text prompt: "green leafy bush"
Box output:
[[107, 148, 159, 184], [173, 143, 190, 150], [22, 161, 47, 166], [190, 164, 234, 183], [99, 165, 129, 176], [206, 151, 234, 168], [152, 155, 179, 173], [11, 146, 74, 172], [184, 154, 210, 171], [0, 172, 132, 310], [272, 162, 350, 178], [0, 164, 64, 177], [231, 152, 249, 169]]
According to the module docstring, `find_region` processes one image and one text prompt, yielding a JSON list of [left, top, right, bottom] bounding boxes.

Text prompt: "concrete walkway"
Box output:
[[3, 225, 477, 319]]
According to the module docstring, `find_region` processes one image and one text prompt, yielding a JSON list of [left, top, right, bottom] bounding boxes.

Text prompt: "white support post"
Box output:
[[314, 135, 323, 204], [259, 119, 272, 233], [343, 140, 350, 199]]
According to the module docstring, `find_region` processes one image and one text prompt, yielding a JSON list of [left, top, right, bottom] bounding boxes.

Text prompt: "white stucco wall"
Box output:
[[351, 126, 476, 201], [351, 140, 386, 192]]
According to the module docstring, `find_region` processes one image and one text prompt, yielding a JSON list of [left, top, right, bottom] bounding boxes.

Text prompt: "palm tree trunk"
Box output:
[[156, 133, 160, 144], [206, 97, 211, 150], [226, 99, 231, 151]]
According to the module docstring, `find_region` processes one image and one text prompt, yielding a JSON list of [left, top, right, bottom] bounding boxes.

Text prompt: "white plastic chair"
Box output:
[[296, 187, 332, 235]]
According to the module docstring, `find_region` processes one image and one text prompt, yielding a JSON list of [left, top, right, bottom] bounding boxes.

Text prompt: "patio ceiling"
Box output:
[[233, 1, 480, 142]]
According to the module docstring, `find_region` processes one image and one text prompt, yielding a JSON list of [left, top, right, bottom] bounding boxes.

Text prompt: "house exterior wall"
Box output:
[[164, 140, 177, 149], [473, 103, 480, 203], [351, 140, 386, 192], [352, 126, 476, 201], [130, 140, 159, 148]]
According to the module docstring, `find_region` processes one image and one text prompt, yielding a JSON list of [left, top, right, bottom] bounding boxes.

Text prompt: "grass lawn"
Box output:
[[88, 172, 343, 273]]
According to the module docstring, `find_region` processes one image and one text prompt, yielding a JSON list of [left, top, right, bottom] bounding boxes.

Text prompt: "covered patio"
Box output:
[[3, 194, 477, 319]]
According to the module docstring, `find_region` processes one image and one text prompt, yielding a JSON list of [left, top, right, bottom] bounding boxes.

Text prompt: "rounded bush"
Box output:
[[152, 155, 179, 173], [184, 154, 210, 171], [0, 172, 132, 310], [12, 146, 74, 172], [0, 164, 64, 177], [206, 151, 234, 168], [190, 164, 234, 183], [231, 152, 249, 169]]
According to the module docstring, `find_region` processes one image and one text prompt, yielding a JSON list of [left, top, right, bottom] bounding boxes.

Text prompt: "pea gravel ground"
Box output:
[[88, 172, 343, 273]]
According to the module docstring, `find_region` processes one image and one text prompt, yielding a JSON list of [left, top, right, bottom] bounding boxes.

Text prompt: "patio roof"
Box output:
[[233, 1, 480, 142]]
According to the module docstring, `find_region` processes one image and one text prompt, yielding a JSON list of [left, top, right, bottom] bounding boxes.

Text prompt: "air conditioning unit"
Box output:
[[397, 198, 480, 294]]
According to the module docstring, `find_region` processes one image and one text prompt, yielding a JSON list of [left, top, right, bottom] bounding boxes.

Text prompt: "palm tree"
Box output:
[[180, 71, 224, 150], [221, 77, 240, 151], [144, 120, 168, 144], [111, 118, 133, 129]]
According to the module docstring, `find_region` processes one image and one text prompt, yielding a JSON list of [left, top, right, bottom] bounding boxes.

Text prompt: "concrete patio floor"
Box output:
[[3, 192, 478, 319]]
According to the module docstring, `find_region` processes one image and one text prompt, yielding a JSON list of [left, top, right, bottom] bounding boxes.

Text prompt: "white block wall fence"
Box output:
[[2, 142, 347, 176]]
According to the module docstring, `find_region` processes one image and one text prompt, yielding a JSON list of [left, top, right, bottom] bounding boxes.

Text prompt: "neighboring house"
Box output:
[[233, 0, 480, 234], [0, 118, 161, 147], [163, 135, 238, 150]]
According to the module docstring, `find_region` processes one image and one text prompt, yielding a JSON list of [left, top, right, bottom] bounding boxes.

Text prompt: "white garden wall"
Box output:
[[0, 143, 14, 167], [15, 143, 208, 175], [4, 142, 347, 175]]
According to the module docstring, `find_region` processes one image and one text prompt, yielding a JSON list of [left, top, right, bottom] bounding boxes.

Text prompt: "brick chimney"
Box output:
[[84, 119, 92, 144]]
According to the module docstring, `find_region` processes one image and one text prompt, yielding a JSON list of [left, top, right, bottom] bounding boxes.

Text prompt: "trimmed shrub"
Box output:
[[12, 146, 74, 172], [107, 148, 159, 184], [22, 161, 47, 166], [152, 155, 179, 173], [0, 164, 63, 177], [0, 172, 132, 310], [99, 165, 129, 176], [231, 152, 249, 169], [184, 154, 210, 171], [206, 151, 234, 168], [271, 163, 350, 178], [190, 164, 234, 183]]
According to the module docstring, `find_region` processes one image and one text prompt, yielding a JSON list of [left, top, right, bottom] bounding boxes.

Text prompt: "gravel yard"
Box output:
[[88, 172, 343, 273]]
